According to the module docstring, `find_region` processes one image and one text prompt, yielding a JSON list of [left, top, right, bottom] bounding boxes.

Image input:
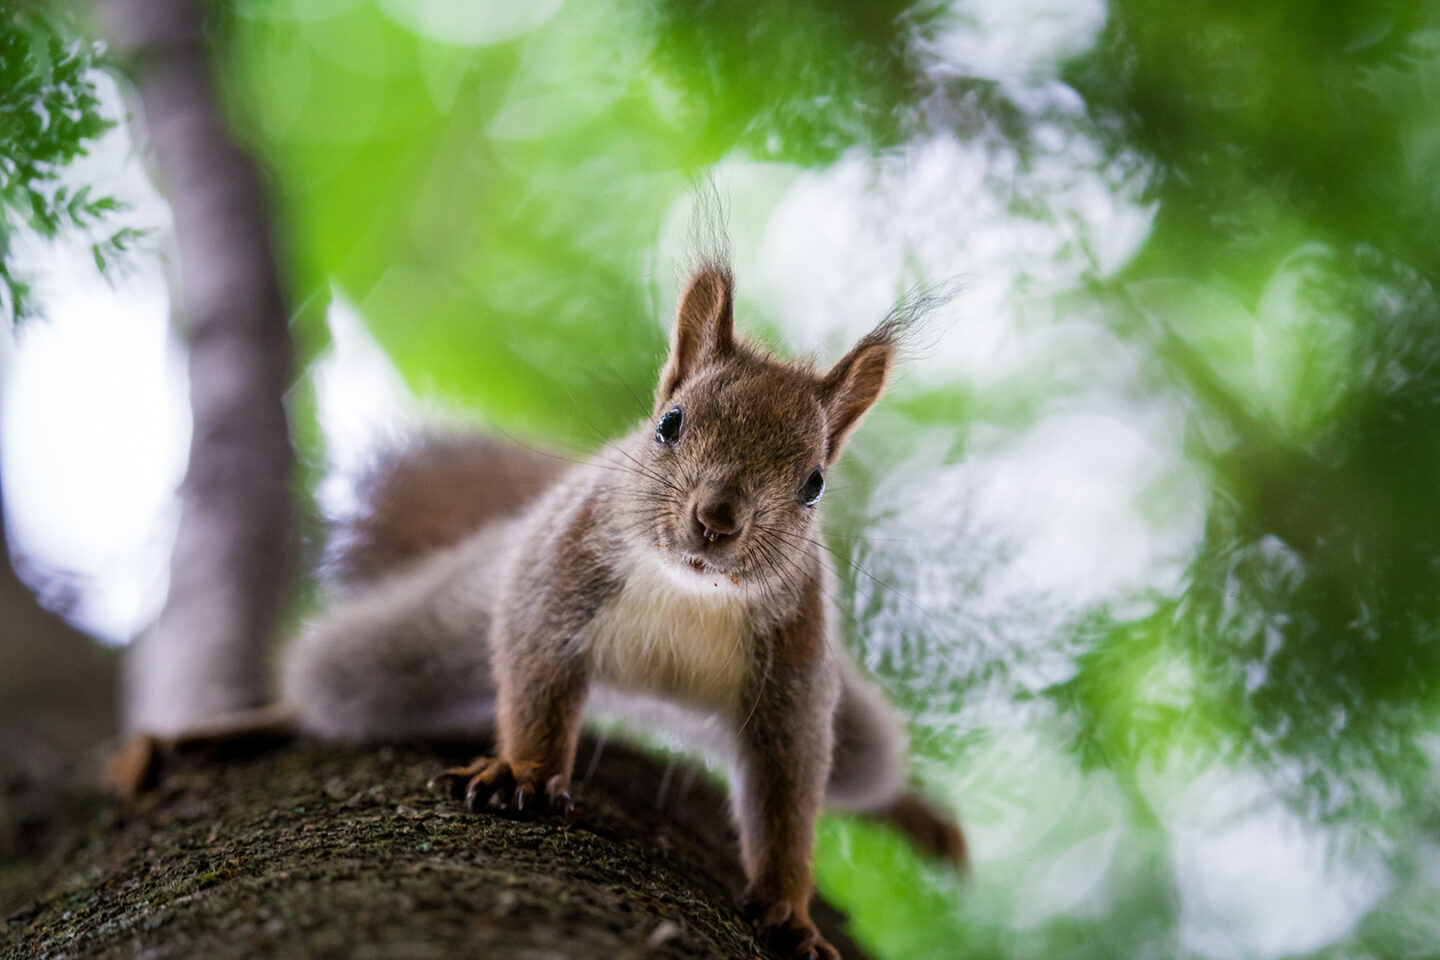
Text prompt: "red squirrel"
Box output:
[[115, 260, 965, 960]]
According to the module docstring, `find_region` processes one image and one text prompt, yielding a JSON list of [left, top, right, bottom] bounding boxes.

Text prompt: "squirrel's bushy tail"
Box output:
[[325, 432, 565, 589], [282, 432, 565, 741]]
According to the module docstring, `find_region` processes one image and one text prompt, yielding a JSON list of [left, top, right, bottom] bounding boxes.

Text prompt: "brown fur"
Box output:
[[770, 567, 826, 669], [657, 261, 736, 406], [873, 792, 969, 869], [819, 329, 895, 464], [329, 433, 564, 587], [730, 585, 839, 957], [489, 494, 612, 805]]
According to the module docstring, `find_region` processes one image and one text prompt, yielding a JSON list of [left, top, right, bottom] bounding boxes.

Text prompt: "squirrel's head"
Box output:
[[627, 262, 900, 596]]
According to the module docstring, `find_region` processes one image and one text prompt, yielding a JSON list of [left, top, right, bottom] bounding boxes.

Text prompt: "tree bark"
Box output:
[[106, 0, 296, 733], [1, 735, 868, 960]]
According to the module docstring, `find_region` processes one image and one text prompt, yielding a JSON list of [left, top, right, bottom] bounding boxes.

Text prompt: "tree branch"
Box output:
[[3, 736, 869, 959]]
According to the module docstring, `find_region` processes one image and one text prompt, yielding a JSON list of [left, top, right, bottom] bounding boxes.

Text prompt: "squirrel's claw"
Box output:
[[741, 894, 840, 960], [465, 761, 514, 811], [431, 757, 574, 816]]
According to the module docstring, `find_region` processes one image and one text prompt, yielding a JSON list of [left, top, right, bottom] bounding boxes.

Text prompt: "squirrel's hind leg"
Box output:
[[827, 665, 968, 870], [104, 702, 299, 801]]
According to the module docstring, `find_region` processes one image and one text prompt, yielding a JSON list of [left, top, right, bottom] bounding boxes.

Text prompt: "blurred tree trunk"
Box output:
[[107, 0, 296, 733], [2, 737, 867, 960], [0, 476, 116, 787]]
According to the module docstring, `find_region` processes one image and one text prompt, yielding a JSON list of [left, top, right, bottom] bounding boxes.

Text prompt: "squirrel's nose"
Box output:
[[695, 499, 741, 544]]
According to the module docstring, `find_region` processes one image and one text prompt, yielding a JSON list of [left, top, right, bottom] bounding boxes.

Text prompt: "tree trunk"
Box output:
[[106, 0, 297, 733], [1, 734, 868, 960], [0, 475, 116, 793]]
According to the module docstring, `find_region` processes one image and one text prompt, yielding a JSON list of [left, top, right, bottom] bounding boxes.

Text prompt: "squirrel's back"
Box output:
[[325, 432, 565, 589]]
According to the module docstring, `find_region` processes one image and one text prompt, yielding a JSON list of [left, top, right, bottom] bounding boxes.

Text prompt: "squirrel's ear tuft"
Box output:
[[818, 321, 899, 463], [657, 263, 735, 406]]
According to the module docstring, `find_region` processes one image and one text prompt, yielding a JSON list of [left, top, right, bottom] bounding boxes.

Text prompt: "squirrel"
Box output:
[[112, 259, 965, 960]]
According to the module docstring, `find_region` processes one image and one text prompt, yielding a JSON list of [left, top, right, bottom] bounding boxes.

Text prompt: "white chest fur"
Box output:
[[583, 551, 752, 712]]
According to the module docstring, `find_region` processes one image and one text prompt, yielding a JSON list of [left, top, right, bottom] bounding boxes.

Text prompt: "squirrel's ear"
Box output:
[[657, 264, 735, 406], [818, 327, 896, 463]]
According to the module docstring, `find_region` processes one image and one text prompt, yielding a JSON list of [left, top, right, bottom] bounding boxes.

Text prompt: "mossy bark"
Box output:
[[2, 736, 866, 959]]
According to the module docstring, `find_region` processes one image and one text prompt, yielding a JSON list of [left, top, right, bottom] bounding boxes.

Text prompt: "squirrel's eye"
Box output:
[[799, 468, 825, 506], [655, 407, 683, 445]]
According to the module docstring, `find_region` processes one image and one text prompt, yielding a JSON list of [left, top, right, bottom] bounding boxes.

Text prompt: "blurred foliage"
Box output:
[[1053, 0, 1440, 824], [0, 7, 136, 322], [1068, 0, 1440, 290], [215, 0, 964, 444], [647, 0, 938, 164]]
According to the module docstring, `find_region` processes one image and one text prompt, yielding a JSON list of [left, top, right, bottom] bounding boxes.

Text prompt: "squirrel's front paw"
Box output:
[[741, 893, 841, 960], [430, 757, 573, 815]]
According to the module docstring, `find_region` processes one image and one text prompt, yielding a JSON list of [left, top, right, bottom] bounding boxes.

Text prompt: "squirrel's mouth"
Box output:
[[681, 554, 742, 586]]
